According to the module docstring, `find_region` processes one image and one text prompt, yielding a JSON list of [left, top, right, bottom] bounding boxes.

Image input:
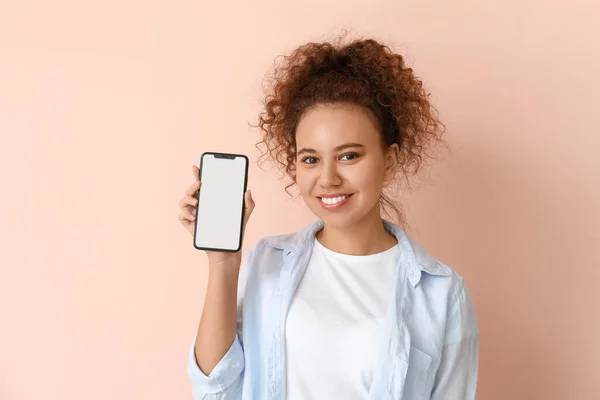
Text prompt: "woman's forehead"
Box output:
[[295, 105, 380, 148]]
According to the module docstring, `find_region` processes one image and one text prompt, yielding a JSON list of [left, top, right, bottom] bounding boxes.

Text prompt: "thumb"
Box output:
[[241, 189, 255, 232]]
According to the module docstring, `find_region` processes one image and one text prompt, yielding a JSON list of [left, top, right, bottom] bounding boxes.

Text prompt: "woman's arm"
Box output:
[[187, 245, 256, 399], [195, 260, 243, 375], [430, 280, 480, 399]]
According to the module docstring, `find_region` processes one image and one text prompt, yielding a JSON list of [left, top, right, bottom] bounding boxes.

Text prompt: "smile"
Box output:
[[317, 193, 354, 209]]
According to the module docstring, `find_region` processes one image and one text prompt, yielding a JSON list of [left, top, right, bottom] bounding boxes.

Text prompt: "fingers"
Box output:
[[185, 180, 201, 196], [179, 166, 201, 234], [178, 209, 196, 223], [179, 195, 198, 209], [192, 165, 200, 181]]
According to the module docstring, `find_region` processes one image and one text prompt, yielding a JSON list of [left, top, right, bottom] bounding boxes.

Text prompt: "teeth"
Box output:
[[322, 195, 348, 205]]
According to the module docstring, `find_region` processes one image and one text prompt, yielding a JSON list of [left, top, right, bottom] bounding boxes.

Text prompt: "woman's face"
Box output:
[[294, 104, 398, 229]]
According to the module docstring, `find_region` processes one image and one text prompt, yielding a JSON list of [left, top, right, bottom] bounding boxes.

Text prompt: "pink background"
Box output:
[[1, 1, 598, 399]]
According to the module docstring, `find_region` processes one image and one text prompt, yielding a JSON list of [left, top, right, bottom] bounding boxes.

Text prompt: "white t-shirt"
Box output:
[[285, 237, 400, 399]]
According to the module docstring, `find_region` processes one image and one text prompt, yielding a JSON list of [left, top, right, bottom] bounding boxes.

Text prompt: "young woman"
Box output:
[[178, 36, 479, 400]]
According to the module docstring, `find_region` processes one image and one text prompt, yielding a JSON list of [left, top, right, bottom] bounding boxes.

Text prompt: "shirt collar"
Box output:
[[263, 218, 451, 286]]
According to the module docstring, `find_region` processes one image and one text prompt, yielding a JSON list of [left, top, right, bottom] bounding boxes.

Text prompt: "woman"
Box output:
[[178, 35, 479, 399]]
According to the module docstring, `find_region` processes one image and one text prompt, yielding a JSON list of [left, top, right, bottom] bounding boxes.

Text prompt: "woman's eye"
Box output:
[[300, 153, 358, 164], [301, 156, 318, 164], [340, 152, 359, 161]]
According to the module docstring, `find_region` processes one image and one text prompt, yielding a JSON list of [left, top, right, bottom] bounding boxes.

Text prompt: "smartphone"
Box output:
[[193, 152, 249, 252]]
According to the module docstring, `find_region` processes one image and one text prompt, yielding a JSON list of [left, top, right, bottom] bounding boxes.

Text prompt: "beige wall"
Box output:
[[1, 1, 598, 399]]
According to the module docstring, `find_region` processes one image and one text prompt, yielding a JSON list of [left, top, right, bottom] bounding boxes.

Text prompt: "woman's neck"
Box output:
[[315, 214, 398, 256]]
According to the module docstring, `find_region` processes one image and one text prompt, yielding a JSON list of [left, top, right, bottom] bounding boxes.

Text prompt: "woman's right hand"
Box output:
[[178, 164, 255, 267]]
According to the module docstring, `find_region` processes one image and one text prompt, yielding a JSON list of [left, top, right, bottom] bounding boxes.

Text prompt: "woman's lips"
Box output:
[[317, 193, 354, 210]]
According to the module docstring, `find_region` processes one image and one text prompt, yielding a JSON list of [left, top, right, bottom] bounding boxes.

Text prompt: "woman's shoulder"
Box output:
[[248, 220, 323, 254], [399, 232, 471, 302], [243, 228, 303, 266]]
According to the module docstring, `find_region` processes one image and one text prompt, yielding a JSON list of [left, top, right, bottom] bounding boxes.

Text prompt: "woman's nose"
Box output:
[[317, 163, 342, 187]]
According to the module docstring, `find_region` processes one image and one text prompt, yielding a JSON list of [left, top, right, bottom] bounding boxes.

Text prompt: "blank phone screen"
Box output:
[[194, 154, 248, 252]]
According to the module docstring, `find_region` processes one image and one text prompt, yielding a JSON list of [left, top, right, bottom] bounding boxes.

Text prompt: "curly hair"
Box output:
[[253, 33, 449, 226]]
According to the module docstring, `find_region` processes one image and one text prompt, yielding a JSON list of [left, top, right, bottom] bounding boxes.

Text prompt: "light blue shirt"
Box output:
[[187, 219, 479, 399]]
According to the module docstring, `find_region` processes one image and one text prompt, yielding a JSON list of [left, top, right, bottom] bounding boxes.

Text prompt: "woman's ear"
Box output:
[[384, 143, 400, 181]]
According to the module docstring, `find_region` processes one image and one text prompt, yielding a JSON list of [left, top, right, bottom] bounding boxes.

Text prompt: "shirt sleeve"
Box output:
[[186, 243, 258, 399], [430, 279, 480, 399], [187, 333, 245, 399]]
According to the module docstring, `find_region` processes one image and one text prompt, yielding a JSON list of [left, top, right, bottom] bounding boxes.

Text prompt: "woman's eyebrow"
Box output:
[[297, 142, 364, 156]]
